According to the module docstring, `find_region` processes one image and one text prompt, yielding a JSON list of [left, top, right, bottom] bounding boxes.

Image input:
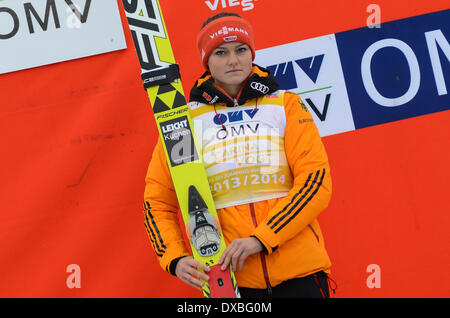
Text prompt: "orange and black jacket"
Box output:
[[143, 64, 332, 289]]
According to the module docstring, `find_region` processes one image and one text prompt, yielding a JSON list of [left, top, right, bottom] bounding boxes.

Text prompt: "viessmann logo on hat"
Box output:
[[197, 16, 255, 68], [209, 26, 249, 39]]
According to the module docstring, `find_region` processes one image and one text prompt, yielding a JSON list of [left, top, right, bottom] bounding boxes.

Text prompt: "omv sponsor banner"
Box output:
[[0, 0, 126, 74], [255, 9, 450, 137]]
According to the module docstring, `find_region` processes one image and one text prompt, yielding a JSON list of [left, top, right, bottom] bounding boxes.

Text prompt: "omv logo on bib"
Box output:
[[255, 9, 450, 137]]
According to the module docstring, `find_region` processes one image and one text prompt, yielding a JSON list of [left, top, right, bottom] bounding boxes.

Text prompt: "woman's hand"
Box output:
[[175, 256, 210, 290], [218, 237, 263, 272]]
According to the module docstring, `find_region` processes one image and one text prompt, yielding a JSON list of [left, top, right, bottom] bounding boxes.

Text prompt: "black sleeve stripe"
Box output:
[[144, 211, 165, 255], [143, 201, 167, 253], [270, 169, 320, 230], [144, 221, 164, 257], [274, 169, 326, 234], [143, 203, 162, 255], [144, 201, 167, 250], [268, 170, 320, 230], [143, 202, 161, 254], [266, 172, 314, 227], [145, 206, 167, 252]]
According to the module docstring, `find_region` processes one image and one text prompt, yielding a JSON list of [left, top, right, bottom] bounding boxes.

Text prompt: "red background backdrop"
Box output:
[[0, 0, 448, 297]]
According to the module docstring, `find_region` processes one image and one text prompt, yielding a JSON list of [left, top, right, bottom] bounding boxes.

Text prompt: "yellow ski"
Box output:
[[122, 0, 240, 298]]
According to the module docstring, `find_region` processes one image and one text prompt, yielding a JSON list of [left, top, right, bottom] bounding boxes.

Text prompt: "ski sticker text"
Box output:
[[122, 0, 168, 71]]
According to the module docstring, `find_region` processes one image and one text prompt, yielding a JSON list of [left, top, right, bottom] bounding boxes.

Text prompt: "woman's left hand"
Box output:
[[218, 237, 263, 272]]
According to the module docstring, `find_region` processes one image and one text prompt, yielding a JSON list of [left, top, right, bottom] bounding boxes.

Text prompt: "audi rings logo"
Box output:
[[250, 82, 270, 94]]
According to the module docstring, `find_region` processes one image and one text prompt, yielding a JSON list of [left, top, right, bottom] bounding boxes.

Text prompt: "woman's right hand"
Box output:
[[175, 256, 210, 290]]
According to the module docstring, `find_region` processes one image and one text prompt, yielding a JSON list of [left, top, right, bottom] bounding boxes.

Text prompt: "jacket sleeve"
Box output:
[[251, 91, 332, 254], [143, 139, 190, 274]]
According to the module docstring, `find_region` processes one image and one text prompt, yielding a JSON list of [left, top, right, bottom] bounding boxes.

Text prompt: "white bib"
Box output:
[[190, 91, 293, 209]]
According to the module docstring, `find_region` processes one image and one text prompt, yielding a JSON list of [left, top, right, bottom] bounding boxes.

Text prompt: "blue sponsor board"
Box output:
[[336, 9, 450, 129], [255, 9, 449, 137]]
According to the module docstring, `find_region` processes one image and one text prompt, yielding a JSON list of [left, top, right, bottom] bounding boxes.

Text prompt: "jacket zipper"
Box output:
[[234, 74, 252, 105], [249, 202, 272, 295], [213, 73, 252, 107]]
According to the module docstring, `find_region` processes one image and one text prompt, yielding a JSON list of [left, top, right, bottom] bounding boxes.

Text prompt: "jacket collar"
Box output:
[[189, 64, 280, 107]]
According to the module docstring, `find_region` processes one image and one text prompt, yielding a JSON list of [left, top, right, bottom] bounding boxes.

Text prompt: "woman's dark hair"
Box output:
[[201, 12, 242, 30]]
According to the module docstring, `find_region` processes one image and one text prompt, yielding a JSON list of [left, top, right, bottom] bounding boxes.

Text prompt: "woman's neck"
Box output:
[[214, 82, 241, 100]]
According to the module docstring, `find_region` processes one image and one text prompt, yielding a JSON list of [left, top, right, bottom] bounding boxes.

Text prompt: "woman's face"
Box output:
[[207, 42, 253, 97]]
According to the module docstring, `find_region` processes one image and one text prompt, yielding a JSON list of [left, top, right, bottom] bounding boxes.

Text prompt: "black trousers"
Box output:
[[239, 271, 330, 298]]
